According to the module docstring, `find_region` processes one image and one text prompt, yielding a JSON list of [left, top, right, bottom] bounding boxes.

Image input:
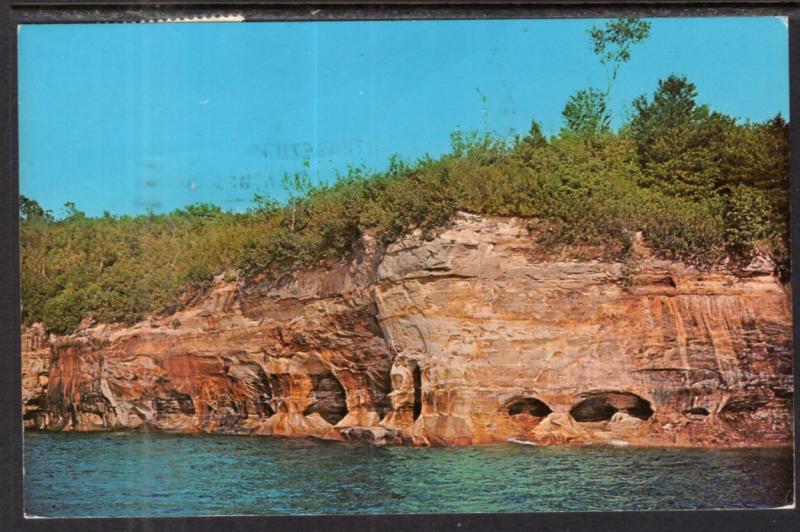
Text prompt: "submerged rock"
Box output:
[[22, 213, 793, 447], [340, 426, 402, 445]]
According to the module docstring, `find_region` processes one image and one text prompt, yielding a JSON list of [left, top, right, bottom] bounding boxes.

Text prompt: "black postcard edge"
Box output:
[[1, 2, 798, 531]]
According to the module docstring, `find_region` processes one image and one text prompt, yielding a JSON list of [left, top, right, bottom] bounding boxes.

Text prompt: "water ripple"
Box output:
[[23, 432, 794, 517]]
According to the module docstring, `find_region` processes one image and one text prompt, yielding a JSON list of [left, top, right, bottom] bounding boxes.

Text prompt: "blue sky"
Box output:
[[18, 17, 788, 217]]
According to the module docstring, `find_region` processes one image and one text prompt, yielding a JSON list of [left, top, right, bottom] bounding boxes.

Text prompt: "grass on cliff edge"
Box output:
[[21, 76, 789, 334]]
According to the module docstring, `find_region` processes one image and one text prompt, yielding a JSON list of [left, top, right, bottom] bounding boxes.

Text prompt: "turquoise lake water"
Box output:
[[23, 431, 794, 517]]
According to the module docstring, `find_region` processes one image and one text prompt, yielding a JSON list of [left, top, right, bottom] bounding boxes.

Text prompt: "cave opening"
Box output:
[[256, 393, 275, 418], [685, 407, 709, 416], [306, 373, 348, 425], [154, 392, 195, 418], [412, 364, 422, 421], [507, 397, 552, 418], [570, 392, 654, 422], [720, 395, 769, 414]]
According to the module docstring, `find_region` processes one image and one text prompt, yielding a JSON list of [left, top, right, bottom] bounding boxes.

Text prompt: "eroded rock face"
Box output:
[[22, 324, 51, 428], [21, 214, 794, 447], [22, 236, 392, 440]]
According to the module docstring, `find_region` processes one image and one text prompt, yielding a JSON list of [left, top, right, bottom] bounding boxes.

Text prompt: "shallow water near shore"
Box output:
[[24, 431, 793, 517]]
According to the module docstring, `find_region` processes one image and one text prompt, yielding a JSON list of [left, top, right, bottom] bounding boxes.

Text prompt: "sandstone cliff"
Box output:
[[22, 213, 794, 447]]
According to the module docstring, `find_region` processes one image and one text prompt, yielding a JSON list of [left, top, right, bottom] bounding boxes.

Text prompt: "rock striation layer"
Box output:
[[22, 214, 794, 447]]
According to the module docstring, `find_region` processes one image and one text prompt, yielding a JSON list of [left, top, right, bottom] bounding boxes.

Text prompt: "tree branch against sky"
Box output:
[[562, 18, 651, 136], [590, 18, 652, 99]]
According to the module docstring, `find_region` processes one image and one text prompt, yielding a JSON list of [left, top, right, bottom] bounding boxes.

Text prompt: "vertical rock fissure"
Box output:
[[412, 364, 422, 421]]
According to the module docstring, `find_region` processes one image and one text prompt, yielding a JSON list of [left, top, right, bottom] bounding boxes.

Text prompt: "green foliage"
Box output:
[[639, 195, 725, 261], [564, 18, 649, 137], [562, 89, 610, 136], [590, 18, 652, 64], [626, 77, 790, 264], [724, 185, 786, 258], [63, 202, 86, 221], [629, 75, 737, 199], [19, 195, 53, 222], [20, 206, 258, 332], [182, 203, 222, 219], [589, 18, 652, 93], [720, 115, 790, 201], [20, 73, 789, 334]]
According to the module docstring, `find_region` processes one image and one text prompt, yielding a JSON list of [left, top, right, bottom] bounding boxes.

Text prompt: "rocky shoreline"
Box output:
[[22, 213, 794, 447]]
